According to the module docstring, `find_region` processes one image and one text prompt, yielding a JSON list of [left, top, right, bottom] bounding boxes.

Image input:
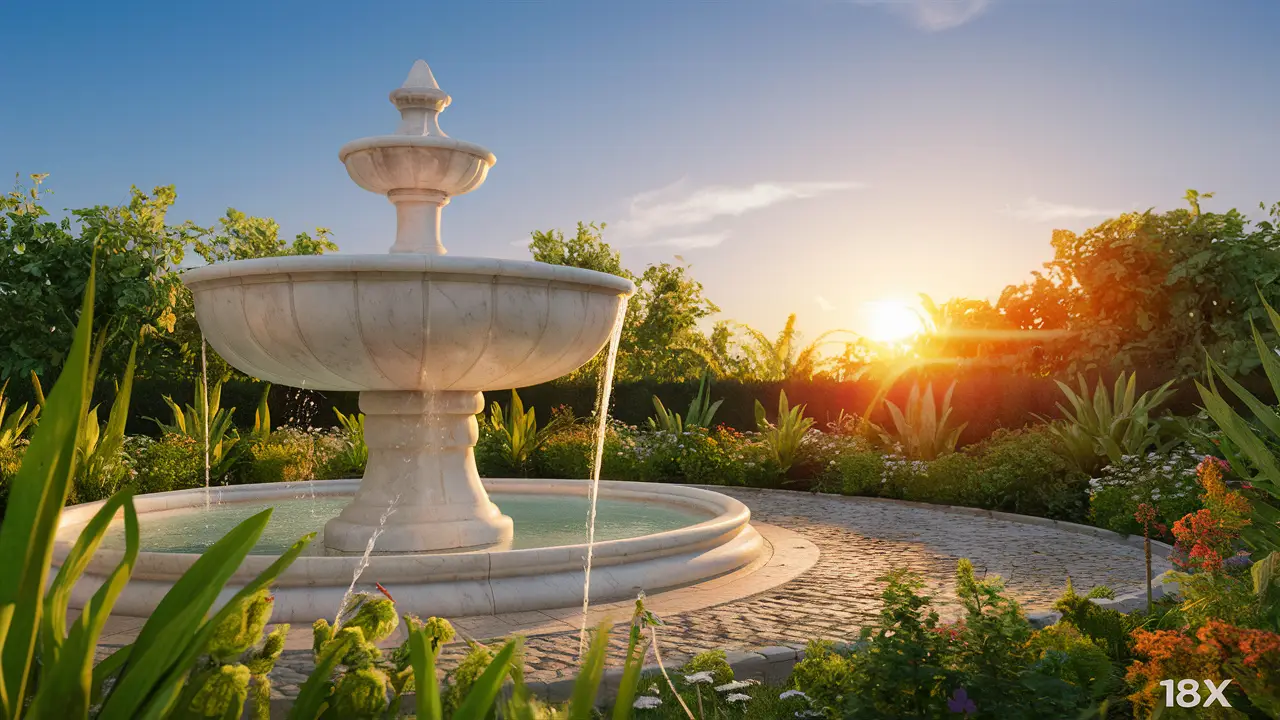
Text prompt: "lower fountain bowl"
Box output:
[[52, 479, 766, 622]]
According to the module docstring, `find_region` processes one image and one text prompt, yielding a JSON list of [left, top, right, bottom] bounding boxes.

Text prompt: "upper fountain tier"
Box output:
[[340, 59, 497, 255], [182, 60, 634, 394]]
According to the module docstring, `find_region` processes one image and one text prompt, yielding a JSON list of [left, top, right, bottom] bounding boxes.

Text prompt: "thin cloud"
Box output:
[[651, 233, 729, 250], [814, 295, 836, 312], [610, 179, 861, 248], [857, 0, 993, 31], [1003, 197, 1128, 223]]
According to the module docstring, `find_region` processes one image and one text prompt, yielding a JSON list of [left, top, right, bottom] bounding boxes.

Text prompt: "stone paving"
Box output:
[[259, 487, 1170, 699]]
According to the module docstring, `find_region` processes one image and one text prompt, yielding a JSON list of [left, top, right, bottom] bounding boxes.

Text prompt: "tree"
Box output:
[[527, 223, 718, 382], [0, 175, 193, 383], [0, 175, 341, 388], [192, 208, 337, 264], [993, 192, 1280, 379]]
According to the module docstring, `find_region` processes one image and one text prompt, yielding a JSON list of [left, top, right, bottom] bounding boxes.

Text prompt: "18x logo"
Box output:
[[1159, 679, 1232, 708]]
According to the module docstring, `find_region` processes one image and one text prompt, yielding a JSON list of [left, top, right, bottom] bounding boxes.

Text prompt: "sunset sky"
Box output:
[[4, 1, 1279, 342]]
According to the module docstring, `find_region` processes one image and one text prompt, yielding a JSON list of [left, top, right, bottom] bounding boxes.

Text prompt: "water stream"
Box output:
[[201, 339, 212, 520], [578, 299, 629, 657], [335, 493, 401, 627]]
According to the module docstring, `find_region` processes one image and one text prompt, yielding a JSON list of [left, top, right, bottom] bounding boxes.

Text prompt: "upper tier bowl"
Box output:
[[182, 254, 634, 392]]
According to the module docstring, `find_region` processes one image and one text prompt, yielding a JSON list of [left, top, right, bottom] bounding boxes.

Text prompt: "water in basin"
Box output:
[[99, 493, 709, 555]]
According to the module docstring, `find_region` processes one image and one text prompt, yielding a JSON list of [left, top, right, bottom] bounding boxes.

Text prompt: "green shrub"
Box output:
[[828, 446, 885, 496], [127, 433, 204, 495], [789, 639, 856, 712], [968, 427, 1090, 521], [313, 428, 361, 480], [900, 450, 982, 506], [0, 439, 26, 518], [1087, 445, 1202, 535], [239, 428, 317, 484], [1052, 579, 1139, 661], [680, 649, 733, 685]]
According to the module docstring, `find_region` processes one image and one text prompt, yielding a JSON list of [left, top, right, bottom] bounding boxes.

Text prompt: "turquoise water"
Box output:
[[98, 492, 708, 555]]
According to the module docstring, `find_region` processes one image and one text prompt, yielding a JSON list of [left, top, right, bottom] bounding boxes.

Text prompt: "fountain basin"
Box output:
[[52, 479, 766, 622], [182, 254, 634, 392]]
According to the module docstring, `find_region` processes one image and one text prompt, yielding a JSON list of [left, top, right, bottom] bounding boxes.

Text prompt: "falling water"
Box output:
[[201, 339, 211, 514], [578, 299, 629, 657], [335, 493, 401, 627]]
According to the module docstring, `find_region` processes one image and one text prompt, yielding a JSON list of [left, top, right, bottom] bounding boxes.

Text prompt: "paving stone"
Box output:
[[258, 488, 1165, 700]]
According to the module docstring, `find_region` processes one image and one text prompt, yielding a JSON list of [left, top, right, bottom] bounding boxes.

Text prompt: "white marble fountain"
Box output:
[[53, 60, 765, 622]]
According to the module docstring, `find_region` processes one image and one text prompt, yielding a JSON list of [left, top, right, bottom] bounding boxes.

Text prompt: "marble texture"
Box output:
[[53, 480, 766, 622]]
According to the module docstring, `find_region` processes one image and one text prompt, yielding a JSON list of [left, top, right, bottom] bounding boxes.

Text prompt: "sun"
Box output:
[[864, 299, 923, 344]]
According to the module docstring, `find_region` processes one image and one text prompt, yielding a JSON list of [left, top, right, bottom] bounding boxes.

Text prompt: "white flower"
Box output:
[[779, 689, 809, 700], [683, 671, 715, 684], [725, 693, 752, 703], [715, 680, 758, 692], [633, 696, 662, 709]]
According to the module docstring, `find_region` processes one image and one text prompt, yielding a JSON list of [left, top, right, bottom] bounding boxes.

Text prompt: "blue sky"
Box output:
[[4, 0, 1279, 340]]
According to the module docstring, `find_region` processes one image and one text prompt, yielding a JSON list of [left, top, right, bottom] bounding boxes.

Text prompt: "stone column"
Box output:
[[323, 389, 513, 553]]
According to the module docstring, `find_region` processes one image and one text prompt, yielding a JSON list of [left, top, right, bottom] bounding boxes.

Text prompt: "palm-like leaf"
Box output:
[[876, 381, 967, 460]]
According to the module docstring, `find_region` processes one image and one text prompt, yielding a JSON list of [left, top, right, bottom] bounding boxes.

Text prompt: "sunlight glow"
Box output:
[[864, 299, 923, 344]]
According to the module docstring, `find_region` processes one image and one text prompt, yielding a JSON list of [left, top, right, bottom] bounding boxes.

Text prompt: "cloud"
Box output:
[[814, 295, 835, 312], [610, 179, 860, 249], [857, 0, 993, 31], [1002, 197, 1129, 223]]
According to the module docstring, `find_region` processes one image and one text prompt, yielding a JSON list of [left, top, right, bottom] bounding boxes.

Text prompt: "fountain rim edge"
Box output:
[[180, 254, 636, 296]]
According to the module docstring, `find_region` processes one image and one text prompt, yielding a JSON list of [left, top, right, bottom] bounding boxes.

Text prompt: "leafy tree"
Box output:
[[0, 175, 193, 382], [527, 222, 718, 382], [0, 175, 340, 388], [191, 208, 337, 264], [995, 191, 1280, 379]]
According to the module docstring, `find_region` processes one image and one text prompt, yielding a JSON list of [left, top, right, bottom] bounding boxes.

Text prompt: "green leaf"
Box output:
[[0, 251, 96, 715], [567, 623, 610, 720], [410, 628, 443, 720], [28, 496, 140, 718], [453, 638, 519, 719], [130, 532, 314, 720], [96, 510, 275, 719], [42, 490, 137, 667]]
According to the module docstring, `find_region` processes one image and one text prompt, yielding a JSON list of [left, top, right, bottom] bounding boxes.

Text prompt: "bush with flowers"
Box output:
[[1087, 445, 1204, 536], [1122, 456, 1280, 716]]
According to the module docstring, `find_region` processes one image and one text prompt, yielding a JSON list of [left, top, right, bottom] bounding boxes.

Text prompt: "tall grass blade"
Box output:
[[0, 256, 96, 715]]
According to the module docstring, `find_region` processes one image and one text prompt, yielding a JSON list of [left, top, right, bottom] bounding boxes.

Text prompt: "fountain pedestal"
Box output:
[[323, 390, 513, 552]]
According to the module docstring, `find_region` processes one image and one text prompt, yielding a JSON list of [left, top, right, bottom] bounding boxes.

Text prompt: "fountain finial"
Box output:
[[390, 59, 451, 136]]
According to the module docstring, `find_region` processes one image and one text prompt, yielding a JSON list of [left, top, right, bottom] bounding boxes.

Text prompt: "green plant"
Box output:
[[333, 408, 368, 470], [487, 389, 573, 475], [72, 338, 139, 503], [875, 381, 967, 461], [1197, 295, 1280, 555], [127, 434, 204, 495], [251, 383, 272, 442], [241, 429, 317, 485], [679, 649, 733, 685], [1040, 371, 1177, 474], [1086, 446, 1202, 536], [151, 377, 240, 480], [0, 379, 40, 452], [968, 427, 1089, 521], [0, 260, 314, 718], [647, 372, 723, 434], [754, 389, 814, 473]]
